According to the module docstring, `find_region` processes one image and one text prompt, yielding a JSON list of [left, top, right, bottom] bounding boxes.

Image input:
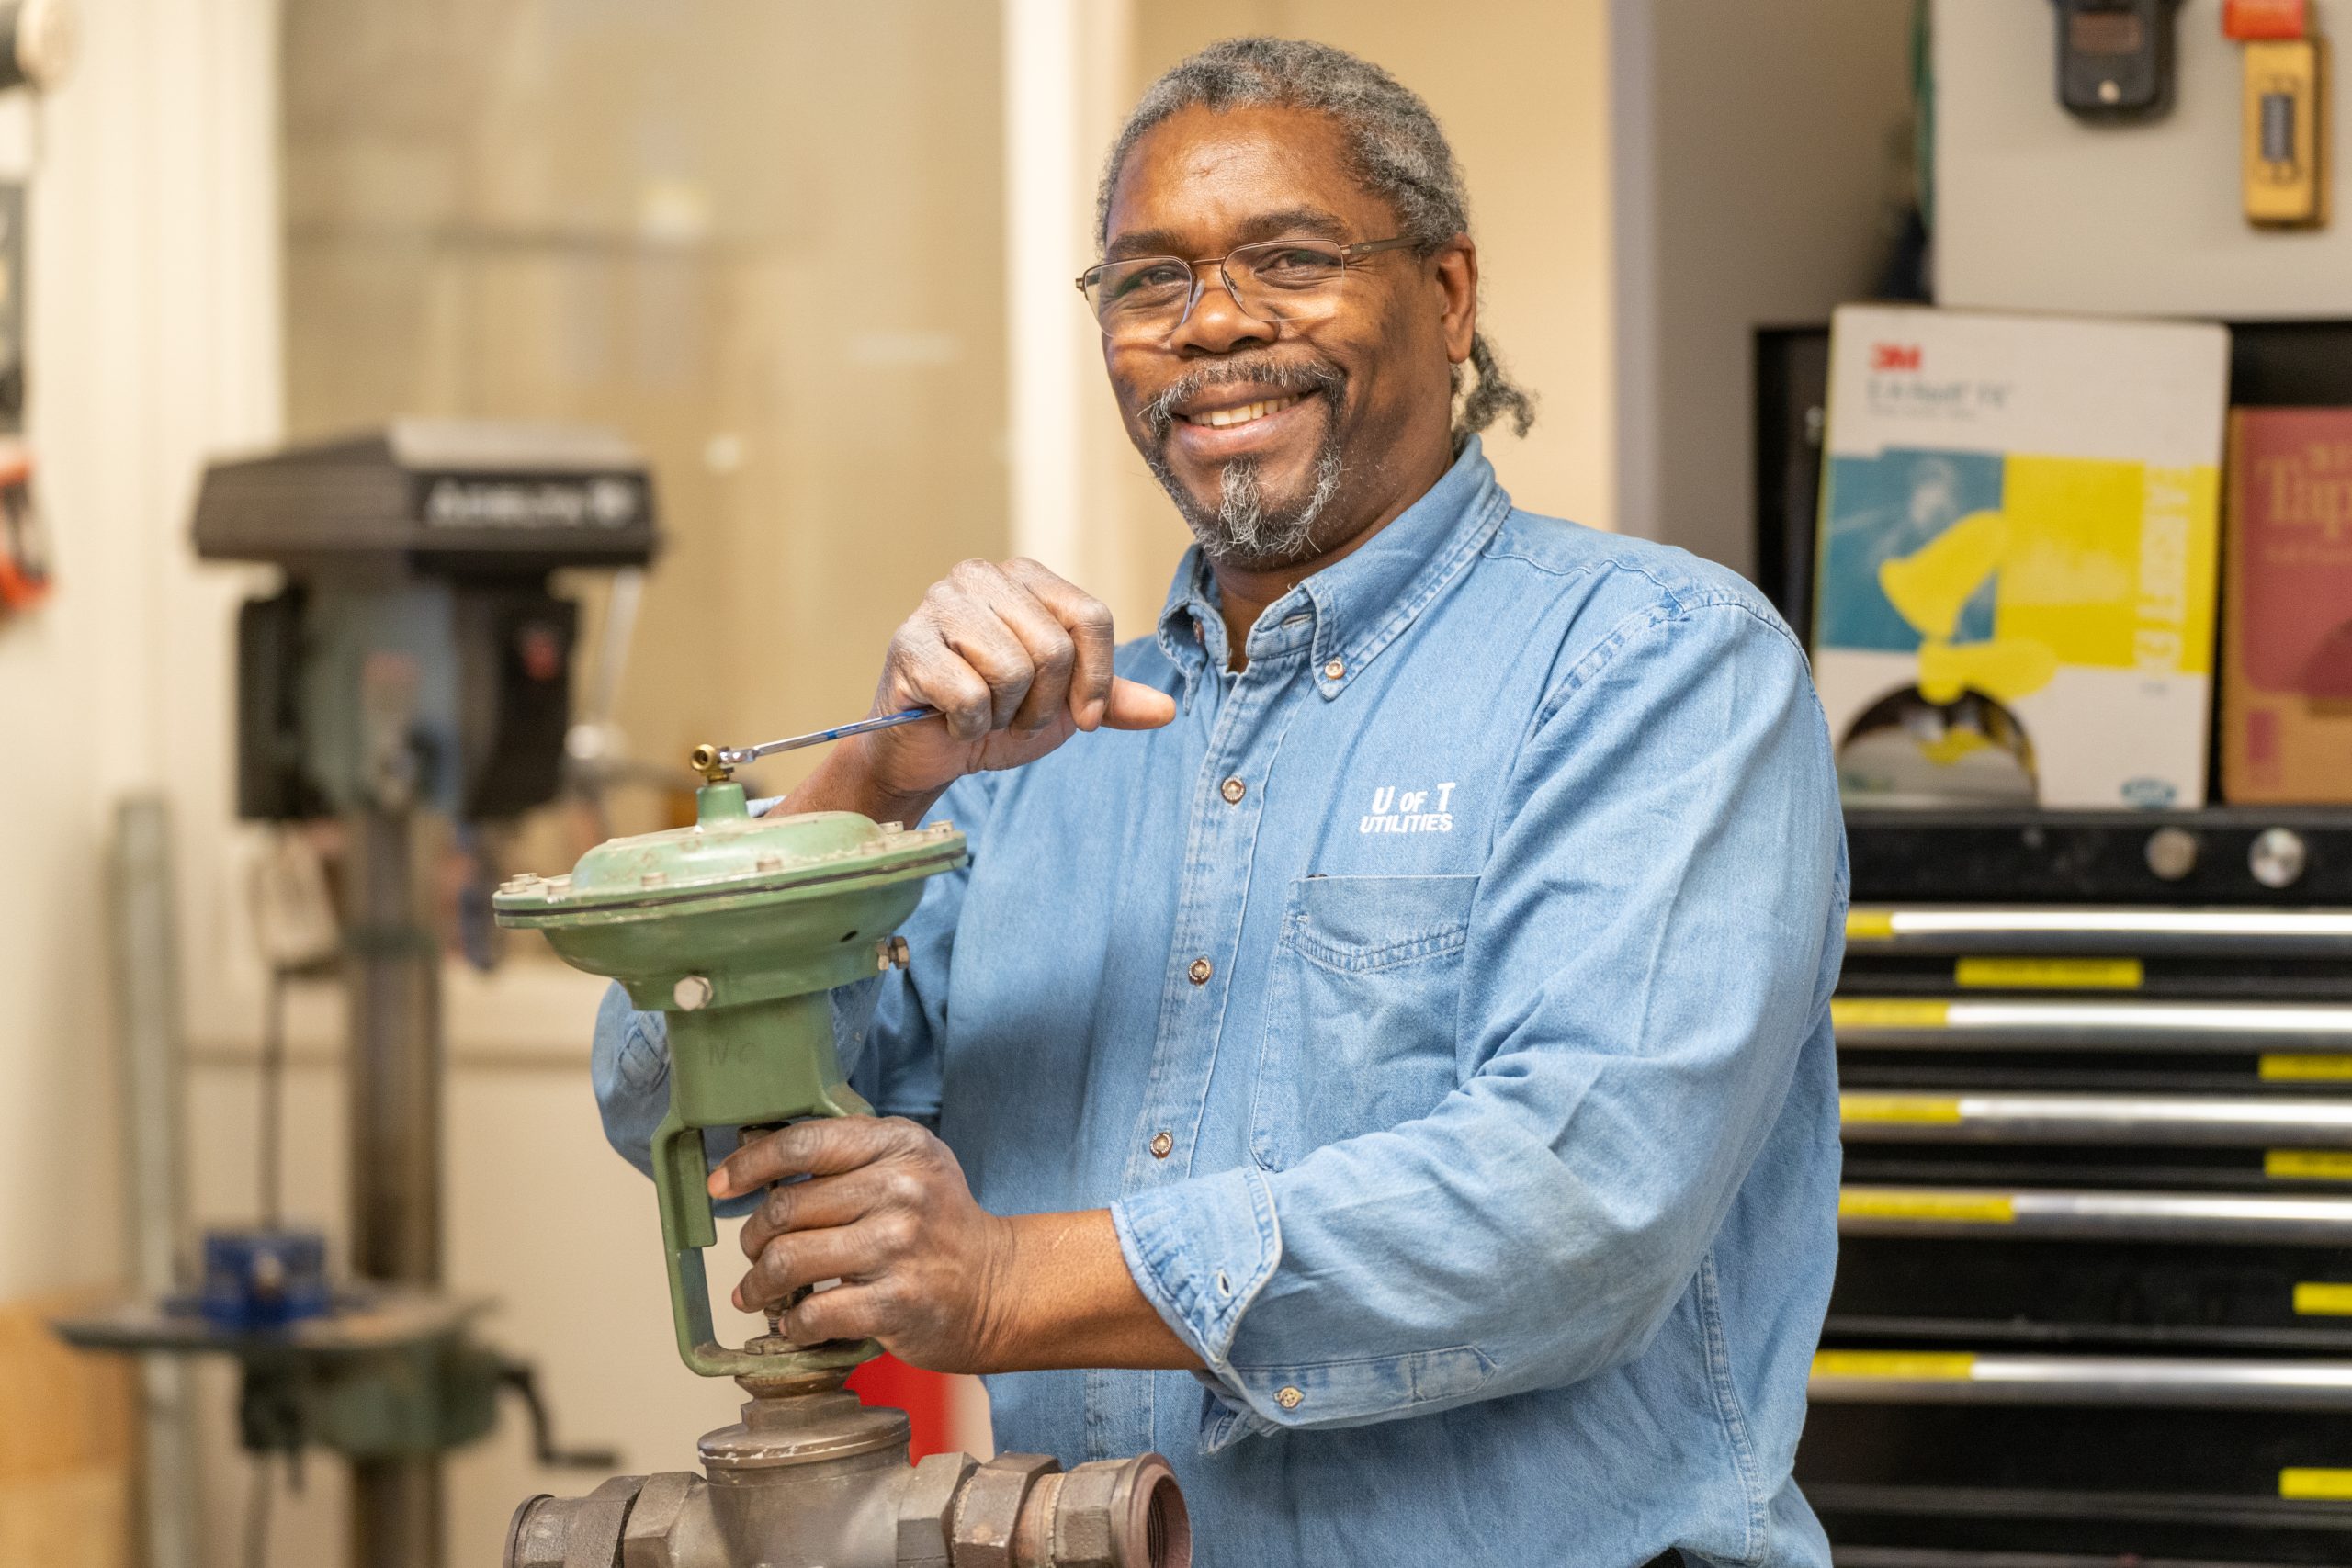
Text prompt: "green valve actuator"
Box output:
[[494, 763, 966, 1381]]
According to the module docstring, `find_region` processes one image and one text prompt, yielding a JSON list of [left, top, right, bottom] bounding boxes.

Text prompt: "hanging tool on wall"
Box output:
[[2227, 0, 2331, 228]]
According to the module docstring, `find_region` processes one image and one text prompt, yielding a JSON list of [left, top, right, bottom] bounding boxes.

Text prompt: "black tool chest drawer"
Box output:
[[1804, 811, 2352, 1566]]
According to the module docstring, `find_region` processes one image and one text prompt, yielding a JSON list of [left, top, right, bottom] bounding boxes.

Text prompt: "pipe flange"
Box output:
[[951, 1452, 1060, 1568]]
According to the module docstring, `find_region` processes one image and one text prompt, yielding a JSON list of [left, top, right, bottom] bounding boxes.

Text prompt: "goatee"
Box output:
[[1139, 358, 1350, 570]]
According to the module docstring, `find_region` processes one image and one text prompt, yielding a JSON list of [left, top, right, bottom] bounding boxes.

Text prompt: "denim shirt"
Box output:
[[594, 439, 1849, 1568]]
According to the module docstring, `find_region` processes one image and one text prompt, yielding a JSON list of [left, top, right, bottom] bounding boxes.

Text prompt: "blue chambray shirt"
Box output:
[[594, 438, 1848, 1568]]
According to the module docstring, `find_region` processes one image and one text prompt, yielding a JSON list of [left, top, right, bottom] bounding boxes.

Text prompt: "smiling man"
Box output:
[[594, 37, 1846, 1568]]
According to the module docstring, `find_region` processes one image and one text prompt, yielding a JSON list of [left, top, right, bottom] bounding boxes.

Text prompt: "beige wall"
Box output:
[[1937, 0, 2352, 317], [1611, 0, 1915, 570]]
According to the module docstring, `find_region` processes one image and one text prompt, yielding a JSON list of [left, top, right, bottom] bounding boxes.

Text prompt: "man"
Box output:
[[596, 37, 1845, 1568]]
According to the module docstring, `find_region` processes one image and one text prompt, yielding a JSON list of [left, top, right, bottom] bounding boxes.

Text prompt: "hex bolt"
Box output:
[[673, 975, 714, 1011], [877, 935, 911, 973]]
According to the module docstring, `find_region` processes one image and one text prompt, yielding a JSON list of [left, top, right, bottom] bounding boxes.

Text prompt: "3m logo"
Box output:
[[1871, 343, 1922, 372]]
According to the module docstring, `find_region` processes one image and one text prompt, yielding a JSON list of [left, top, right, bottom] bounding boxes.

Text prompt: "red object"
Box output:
[[2224, 0, 2309, 42], [2221, 407, 2352, 803], [845, 1353, 958, 1458]]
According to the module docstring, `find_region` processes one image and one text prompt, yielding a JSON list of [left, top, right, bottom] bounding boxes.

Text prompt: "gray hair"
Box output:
[[1097, 36, 1536, 442]]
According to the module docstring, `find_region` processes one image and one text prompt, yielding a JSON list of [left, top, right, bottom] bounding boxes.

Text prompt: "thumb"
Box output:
[[1101, 677, 1177, 730]]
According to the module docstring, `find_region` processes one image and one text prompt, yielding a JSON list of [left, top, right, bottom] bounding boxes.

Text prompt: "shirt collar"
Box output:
[[1154, 436, 1509, 697]]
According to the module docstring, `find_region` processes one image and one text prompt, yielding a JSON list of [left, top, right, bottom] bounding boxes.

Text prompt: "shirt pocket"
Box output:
[[1248, 874, 1480, 1171]]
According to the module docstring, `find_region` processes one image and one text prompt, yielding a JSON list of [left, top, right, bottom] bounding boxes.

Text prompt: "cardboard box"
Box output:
[[2222, 407, 2352, 803], [1812, 305, 2228, 811]]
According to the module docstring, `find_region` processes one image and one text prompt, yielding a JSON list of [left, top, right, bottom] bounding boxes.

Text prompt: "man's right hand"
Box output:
[[780, 558, 1176, 825]]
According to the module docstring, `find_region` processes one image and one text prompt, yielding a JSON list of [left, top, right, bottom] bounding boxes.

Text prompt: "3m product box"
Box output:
[[2222, 408, 2352, 804], [1812, 305, 2228, 810]]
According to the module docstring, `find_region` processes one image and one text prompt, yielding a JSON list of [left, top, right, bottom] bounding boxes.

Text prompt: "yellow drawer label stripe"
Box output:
[[1812, 1351, 1977, 1380], [1846, 910, 1896, 942], [1832, 998, 1951, 1031], [2267, 1150, 2352, 1181], [2295, 1283, 2352, 1316], [1839, 1190, 2016, 1224], [2263, 1055, 2352, 1083], [2281, 1468, 2352, 1501], [1841, 1094, 1964, 1125], [1953, 956, 2144, 991]]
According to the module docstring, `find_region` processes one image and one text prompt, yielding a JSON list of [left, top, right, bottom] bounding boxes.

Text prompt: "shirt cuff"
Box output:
[[1111, 1167, 1288, 1451]]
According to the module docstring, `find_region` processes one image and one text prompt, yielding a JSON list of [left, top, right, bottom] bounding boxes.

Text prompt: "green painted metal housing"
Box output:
[[495, 782, 966, 1379]]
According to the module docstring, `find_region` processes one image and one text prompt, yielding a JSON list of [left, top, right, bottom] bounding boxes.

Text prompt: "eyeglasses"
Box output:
[[1075, 236, 1417, 344]]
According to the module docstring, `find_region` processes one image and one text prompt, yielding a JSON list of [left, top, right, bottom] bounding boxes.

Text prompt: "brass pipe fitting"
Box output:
[[503, 1386, 1189, 1568]]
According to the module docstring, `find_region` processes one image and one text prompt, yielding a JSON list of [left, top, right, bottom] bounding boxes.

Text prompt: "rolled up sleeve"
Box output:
[[1111, 598, 1845, 1445]]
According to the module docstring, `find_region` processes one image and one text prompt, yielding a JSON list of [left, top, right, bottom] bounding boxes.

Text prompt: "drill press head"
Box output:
[[494, 771, 966, 1380]]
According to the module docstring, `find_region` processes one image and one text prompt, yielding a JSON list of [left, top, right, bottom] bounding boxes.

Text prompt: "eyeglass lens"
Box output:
[[1086, 240, 1351, 339]]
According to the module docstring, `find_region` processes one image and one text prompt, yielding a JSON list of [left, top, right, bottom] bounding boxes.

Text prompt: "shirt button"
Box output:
[[1322, 659, 1346, 682], [1149, 1130, 1174, 1159], [1188, 956, 1213, 985], [1276, 1385, 1305, 1410], [1220, 776, 1246, 805]]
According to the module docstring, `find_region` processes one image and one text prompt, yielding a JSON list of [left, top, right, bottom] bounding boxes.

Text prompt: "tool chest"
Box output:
[[1802, 809, 2352, 1567]]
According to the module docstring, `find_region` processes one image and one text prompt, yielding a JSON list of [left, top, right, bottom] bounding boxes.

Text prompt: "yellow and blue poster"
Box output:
[[1814, 306, 2227, 810]]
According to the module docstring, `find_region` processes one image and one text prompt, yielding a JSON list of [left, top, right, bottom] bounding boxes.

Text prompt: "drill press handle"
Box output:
[[650, 998, 884, 1380]]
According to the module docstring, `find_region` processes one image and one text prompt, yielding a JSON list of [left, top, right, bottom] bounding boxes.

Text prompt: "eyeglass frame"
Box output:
[[1073, 235, 1421, 341]]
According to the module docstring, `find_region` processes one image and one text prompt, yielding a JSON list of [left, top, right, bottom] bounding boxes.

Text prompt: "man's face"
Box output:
[[1099, 104, 1470, 570]]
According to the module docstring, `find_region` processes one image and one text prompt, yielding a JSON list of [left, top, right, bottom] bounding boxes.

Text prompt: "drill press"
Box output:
[[493, 750, 1191, 1568], [59, 422, 650, 1568]]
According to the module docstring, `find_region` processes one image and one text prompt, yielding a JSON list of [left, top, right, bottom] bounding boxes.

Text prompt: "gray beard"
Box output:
[[1145, 417, 1348, 570], [1137, 356, 1351, 570]]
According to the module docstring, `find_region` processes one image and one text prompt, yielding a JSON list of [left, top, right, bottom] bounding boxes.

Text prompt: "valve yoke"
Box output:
[[495, 778, 967, 1380]]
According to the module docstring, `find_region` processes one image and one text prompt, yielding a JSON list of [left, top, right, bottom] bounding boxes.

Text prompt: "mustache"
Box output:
[[1140, 356, 1348, 443]]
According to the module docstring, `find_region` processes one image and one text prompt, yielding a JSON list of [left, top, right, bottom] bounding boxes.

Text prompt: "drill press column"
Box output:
[[347, 799, 445, 1568]]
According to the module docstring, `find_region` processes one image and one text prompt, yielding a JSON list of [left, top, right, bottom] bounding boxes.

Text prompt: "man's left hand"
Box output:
[[712, 1117, 1017, 1373]]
